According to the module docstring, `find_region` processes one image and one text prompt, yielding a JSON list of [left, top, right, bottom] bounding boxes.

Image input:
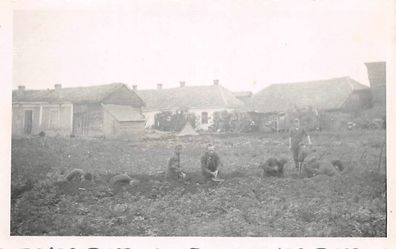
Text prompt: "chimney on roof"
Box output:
[[213, 79, 219, 85], [179, 81, 186, 88], [132, 85, 138, 91], [54, 84, 63, 99], [17, 85, 25, 96], [157, 83, 163, 90]]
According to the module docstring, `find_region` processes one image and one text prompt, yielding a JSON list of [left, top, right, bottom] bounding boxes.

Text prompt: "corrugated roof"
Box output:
[[137, 84, 244, 111], [102, 104, 145, 122], [13, 83, 145, 106], [249, 77, 368, 113]]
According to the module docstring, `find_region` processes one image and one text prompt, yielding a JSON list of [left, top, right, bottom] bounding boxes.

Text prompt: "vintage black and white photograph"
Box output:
[[9, 0, 390, 238]]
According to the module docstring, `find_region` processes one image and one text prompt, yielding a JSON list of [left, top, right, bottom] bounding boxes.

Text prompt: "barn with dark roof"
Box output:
[[12, 83, 146, 137], [248, 77, 372, 132]]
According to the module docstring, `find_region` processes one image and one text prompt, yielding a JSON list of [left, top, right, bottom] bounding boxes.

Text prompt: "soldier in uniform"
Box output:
[[289, 118, 312, 175], [201, 144, 223, 182], [260, 157, 288, 177], [166, 144, 186, 181], [303, 158, 344, 177], [66, 168, 88, 182]]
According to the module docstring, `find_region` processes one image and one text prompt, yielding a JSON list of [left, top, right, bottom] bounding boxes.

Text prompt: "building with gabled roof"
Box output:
[[136, 80, 244, 130], [250, 76, 370, 113], [12, 83, 146, 138], [248, 76, 372, 132]]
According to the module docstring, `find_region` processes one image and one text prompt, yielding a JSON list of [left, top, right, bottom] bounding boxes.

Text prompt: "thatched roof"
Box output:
[[137, 84, 244, 111], [13, 83, 145, 107], [102, 104, 145, 122], [249, 77, 368, 113]]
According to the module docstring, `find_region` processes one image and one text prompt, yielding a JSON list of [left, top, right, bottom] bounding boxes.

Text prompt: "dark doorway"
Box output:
[[201, 112, 208, 124], [24, 110, 33, 135]]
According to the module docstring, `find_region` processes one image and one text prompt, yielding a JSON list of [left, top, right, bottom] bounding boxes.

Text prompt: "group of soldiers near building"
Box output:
[[166, 118, 344, 183], [65, 118, 344, 186]]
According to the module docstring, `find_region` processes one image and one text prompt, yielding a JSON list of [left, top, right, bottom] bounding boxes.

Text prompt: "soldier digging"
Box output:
[[166, 144, 187, 181], [201, 144, 224, 182]]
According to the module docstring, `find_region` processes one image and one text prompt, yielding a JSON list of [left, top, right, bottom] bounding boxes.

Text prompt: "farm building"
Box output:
[[12, 83, 146, 138], [136, 80, 244, 130], [248, 77, 372, 132], [365, 61, 386, 106]]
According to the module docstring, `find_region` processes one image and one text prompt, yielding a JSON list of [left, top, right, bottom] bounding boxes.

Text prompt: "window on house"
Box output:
[[49, 110, 59, 128], [201, 112, 208, 124]]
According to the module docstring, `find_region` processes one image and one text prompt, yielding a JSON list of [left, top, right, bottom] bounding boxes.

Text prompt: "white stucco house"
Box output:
[[136, 80, 244, 130]]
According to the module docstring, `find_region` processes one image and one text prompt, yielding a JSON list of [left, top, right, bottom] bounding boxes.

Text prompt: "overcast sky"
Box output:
[[12, 0, 393, 92]]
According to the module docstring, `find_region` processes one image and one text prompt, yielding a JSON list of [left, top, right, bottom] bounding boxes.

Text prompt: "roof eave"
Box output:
[[143, 105, 242, 112]]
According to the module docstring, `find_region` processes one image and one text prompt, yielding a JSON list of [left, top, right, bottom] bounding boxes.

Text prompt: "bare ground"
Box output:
[[11, 131, 386, 236]]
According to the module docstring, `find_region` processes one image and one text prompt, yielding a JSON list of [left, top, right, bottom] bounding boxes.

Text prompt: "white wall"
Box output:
[[142, 108, 235, 130], [12, 102, 73, 136], [142, 111, 159, 128], [189, 108, 234, 130]]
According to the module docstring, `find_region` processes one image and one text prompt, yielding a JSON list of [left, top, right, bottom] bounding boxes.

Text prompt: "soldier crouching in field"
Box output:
[[303, 158, 344, 177], [109, 173, 137, 194], [260, 157, 288, 177], [110, 173, 135, 185], [65, 168, 92, 182], [166, 144, 187, 182], [201, 144, 223, 182], [289, 118, 312, 175]]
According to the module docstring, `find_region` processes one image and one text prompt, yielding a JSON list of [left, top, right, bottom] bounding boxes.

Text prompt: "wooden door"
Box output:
[[73, 113, 89, 136]]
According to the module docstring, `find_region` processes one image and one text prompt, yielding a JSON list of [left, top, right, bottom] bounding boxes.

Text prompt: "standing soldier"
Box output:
[[166, 144, 186, 181], [289, 118, 312, 175], [201, 144, 223, 182]]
